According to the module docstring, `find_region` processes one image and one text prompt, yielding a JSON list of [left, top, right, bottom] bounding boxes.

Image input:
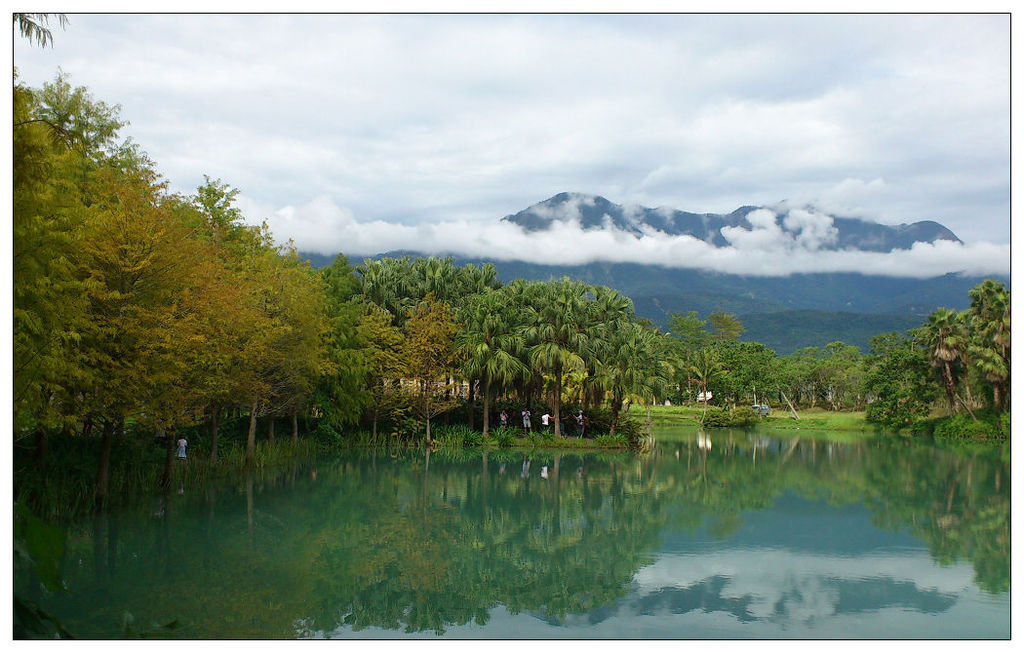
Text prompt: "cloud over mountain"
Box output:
[[238, 193, 1008, 279]]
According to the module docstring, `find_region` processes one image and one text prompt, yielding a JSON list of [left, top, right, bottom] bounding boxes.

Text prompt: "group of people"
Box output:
[[498, 408, 588, 438]]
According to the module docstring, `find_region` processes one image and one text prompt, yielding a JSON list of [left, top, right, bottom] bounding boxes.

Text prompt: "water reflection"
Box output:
[[26, 430, 1009, 638]]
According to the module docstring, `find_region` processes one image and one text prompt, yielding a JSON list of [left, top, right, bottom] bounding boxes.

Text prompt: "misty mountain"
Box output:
[[299, 192, 1003, 353], [501, 192, 962, 252]]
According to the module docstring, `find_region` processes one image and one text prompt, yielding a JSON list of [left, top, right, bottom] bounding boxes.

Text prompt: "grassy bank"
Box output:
[[644, 404, 873, 432]]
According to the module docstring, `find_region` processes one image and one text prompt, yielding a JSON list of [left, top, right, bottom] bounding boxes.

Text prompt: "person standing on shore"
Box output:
[[575, 410, 585, 438], [176, 437, 188, 464], [522, 408, 532, 435]]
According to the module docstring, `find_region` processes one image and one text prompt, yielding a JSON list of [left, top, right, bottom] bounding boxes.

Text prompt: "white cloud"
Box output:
[[12, 14, 1009, 244], [242, 196, 1009, 278]]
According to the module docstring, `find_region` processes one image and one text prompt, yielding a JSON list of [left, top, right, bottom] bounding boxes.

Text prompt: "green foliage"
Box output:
[[863, 332, 938, 429], [583, 407, 643, 440], [490, 427, 516, 447], [14, 13, 68, 48], [932, 412, 1004, 441], [700, 406, 759, 428], [432, 424, 483, 447], [593, 434, 628, 447]]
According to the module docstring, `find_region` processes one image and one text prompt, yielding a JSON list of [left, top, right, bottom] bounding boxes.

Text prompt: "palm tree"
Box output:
[[457, 289, 528, 436], [592, 323, 671, 438], [522, 279, 591, 437], [690, 348, 726, 424], [917, 307, 963, 415], [968, 280, 1010, 412], [14, 14, 68, 49], [358, 257, 415, 323]]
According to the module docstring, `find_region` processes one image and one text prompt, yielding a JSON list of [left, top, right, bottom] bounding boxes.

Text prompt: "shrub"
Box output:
[[490, 427, 516, 448], [700, 406, 758, 428], [432, 424, 481, 447], [582, 407, 643, 439], [933, 412, 1003, 440], [593, 434, 628, 448]]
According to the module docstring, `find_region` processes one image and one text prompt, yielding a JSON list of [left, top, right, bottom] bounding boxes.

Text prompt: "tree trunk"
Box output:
[[609, 396, 621, 437], [33, 428, 47, 465], [209, 407, 219, 464], [553, 365, 563, 437], [81, 415, 94, 439], [246, 398, 259, 463], [159, 427, 175, 489], [482, 377, 491, 437], [94, 421, 115, 509], [292, 409, 299, 443], [942, 362, 957, 416], [780, 388, 800, 420], [467, 378, 475, 430]]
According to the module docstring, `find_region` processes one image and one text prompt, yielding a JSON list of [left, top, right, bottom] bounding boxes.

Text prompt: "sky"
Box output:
[[12, 13, 1011, 276]]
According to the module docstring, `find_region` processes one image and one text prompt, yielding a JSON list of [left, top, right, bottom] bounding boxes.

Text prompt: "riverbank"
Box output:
[[645, 404, 873, 432]]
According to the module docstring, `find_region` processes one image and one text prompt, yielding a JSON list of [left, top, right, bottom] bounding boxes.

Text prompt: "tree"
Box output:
[[967, 280, 1010, 413], [457, 289, 528, 437], [358, 306, 407, 440], [522, 280, 591, 437], [14, 13, 68, 48], [402, 296, 463, 443], [689, 348, 727, 423], [916, 308, 964, 415], [592, 323, 671, 438], [716, 341, 779, 408], [863, 332, 938, 428], [316, 254, 370, 434], [708, 311, 745, 342]]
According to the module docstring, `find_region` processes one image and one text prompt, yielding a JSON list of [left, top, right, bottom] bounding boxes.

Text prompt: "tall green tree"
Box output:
[[917, 307, 965, 415], [967, 280, 1010, 413], [863, 332, 938, 428], [522, 280, 591, 437], [402, 296, 463, 443], [457, 289, 528, 436], [317, 254, 370, 433], [358, 306, 407, 440], [592, 323, 671, 437]]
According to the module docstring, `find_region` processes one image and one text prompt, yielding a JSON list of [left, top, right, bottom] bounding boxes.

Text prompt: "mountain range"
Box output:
[[502, 192, 962, 252], [301, 193, 1006, 354]]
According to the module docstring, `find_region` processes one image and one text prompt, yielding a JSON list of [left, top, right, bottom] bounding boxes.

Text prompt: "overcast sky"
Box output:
[[13, 13, 1010, 275]]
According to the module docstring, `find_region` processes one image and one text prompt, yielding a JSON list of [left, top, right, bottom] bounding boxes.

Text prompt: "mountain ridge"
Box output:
[[500, 192, 962, 252], [298, 192, 1002, 353]]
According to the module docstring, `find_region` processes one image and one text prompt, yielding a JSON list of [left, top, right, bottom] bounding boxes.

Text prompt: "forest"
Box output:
[[14, 70, 1010, 514]]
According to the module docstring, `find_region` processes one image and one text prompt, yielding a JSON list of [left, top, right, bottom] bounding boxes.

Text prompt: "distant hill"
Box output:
[[502, 192, 962, 252], [736, 311, 925, 355]]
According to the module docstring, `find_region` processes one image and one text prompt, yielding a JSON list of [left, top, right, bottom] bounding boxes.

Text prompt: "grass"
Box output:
[[643, 403, 873, 432]]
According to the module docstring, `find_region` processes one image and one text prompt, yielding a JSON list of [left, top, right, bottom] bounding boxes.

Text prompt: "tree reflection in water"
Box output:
[[27, 432, 1008, 638]]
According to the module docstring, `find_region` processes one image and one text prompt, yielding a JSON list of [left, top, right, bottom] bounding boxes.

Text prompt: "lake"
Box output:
[[22, 428, 1009, 639]]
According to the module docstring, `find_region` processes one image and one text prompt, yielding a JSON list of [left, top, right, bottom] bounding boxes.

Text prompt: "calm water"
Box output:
[[22, 428, 1009, 639]]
